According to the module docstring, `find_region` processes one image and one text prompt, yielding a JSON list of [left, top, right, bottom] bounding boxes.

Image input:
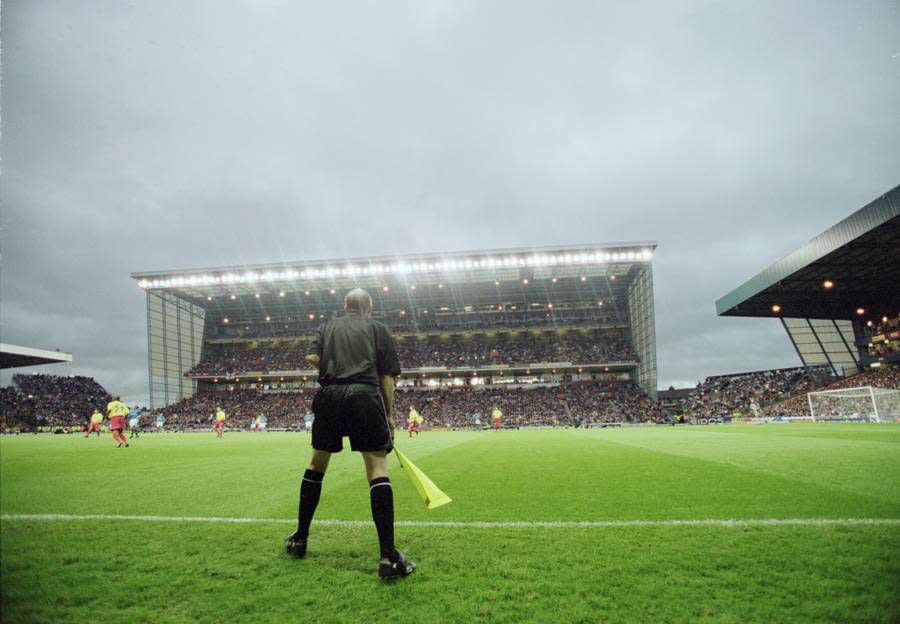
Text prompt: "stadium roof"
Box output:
[[0, 343, 73, 369], [132, 242, 657, 320], [715, 185, 900, 320]]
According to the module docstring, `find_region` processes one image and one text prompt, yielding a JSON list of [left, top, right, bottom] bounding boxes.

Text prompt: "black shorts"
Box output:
[[311, 384, 393, 453]]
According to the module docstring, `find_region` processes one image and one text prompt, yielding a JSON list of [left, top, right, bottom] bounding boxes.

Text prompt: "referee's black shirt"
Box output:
[[311, 314, 402, 387]]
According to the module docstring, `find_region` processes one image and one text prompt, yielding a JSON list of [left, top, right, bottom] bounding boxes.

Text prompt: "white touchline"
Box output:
[[1, 513, 899, 528]]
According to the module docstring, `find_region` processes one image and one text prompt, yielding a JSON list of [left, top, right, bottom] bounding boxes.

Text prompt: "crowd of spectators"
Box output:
[[866, 316, 900, 361], [396, 330, 633, 369], [396, 379, 660, 427], [0, 386, 26, 431], [155, 389, 314, 430], [155, 379, 661, 430], [188, 330, 635, 376], [188, 343, 305, 376], [682, 367, 826, 418], [214, 308, 624, 339], [0, 374, 111, 431], [767, 365, 900, 418]]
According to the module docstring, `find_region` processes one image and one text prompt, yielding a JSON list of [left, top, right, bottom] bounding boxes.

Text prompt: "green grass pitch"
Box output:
[[2, 424, 899, 623]]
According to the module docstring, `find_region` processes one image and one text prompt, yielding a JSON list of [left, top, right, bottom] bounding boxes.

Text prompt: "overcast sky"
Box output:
[[2, 0, 899, 404]]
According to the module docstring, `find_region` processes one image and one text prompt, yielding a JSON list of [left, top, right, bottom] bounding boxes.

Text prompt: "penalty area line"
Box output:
[[1, 514, 899, 528]]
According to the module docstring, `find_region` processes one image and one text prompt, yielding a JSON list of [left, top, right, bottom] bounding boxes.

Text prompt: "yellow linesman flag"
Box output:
[[394, 447, 452, 509]]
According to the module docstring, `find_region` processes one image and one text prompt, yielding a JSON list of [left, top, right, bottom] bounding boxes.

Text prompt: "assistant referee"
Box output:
[[284, 288, 416, 580]]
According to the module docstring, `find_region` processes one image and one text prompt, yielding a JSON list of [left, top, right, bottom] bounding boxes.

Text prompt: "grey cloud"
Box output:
[[2, 0, 899, 403]]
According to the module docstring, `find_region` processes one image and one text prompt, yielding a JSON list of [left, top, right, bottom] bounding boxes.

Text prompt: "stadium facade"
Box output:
[[132, 243, 658, 410], [716, 184, 899, 380]]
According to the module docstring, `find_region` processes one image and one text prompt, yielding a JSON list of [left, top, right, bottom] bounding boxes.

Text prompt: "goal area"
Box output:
[[807, 386, 900, 423]]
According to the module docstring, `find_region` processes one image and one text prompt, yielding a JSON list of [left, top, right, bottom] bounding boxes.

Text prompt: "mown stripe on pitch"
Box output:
[[1, 514, 899, 528]]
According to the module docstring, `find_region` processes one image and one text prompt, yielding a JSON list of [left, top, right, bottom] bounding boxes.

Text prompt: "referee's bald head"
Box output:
[[344, 288, 373, 316]]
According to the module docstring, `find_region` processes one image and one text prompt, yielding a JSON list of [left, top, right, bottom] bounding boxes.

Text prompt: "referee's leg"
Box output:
[[363, 451, 416, 579], [362, 450, 387, 481], [285, 449, 331, 558], [362, 451, 395, 560]]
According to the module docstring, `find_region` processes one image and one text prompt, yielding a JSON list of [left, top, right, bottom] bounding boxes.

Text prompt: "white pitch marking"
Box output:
[[1, 514, 899, 528]]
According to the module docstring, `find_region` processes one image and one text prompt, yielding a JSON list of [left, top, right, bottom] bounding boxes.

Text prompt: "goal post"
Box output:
[[807, 386, 900, 423]]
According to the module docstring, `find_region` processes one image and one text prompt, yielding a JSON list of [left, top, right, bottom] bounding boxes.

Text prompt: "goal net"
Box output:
[[807, 386, 900, 423]]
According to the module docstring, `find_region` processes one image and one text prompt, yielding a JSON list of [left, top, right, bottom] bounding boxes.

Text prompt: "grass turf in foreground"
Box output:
[[1, 425, 899, 622], [2, 520, 898, 623]]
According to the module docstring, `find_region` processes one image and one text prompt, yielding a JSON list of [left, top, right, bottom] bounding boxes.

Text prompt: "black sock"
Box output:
[[296, 469, 324, 538], [369, 476, 396, 560]]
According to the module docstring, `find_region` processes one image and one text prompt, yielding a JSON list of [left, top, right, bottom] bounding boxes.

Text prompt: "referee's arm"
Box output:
[[380, 375, 395, 437], [375, 322, 402, 439], [306, 323, 325, 369]]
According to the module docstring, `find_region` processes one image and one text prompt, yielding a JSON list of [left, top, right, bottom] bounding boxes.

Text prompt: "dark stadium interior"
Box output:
[[717, 186, 899, 321]]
